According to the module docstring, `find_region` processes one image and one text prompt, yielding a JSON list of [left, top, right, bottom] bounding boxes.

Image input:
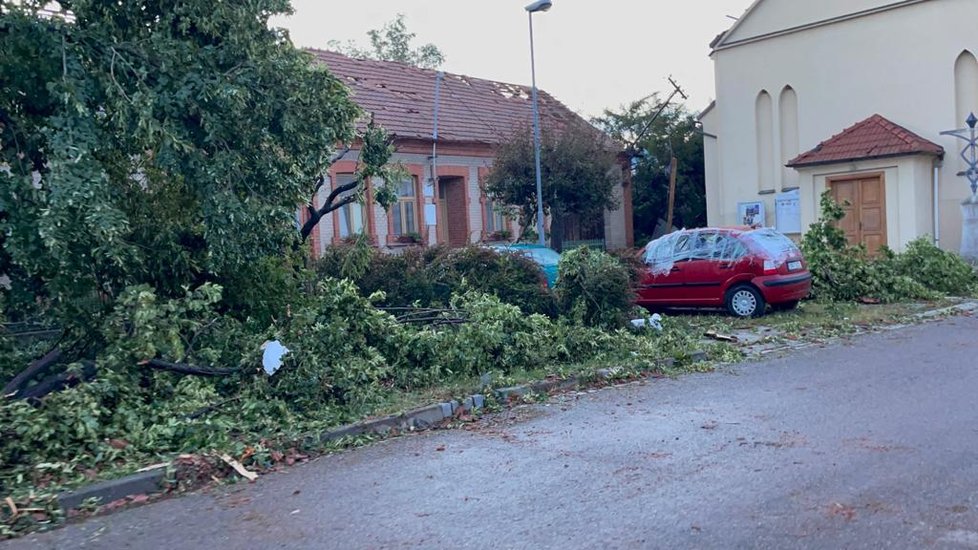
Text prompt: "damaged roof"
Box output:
[[787, 114, 944, 168], [307, 49, 605, 147]]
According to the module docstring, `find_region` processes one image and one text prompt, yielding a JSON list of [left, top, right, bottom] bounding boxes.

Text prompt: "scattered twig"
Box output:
[[704, 331, 739, 343], [4, 496, 17, 517], [219, 454, 257, 482], [185, 396, 242, 420]]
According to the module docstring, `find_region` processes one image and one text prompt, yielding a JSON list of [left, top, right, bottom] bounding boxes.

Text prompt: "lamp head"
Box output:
[[525, 0, 553, 13], [968, 112, 977, 130]]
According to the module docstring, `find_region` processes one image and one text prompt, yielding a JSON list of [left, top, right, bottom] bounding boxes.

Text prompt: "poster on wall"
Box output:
[[775, 190, 802, 234], [737, 201, 766, 228]]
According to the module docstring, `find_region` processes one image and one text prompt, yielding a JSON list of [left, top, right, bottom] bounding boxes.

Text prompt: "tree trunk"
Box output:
[[550, 207, 565, 252]]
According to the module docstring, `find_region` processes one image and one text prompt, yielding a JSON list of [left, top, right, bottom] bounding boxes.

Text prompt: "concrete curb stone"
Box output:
[[57, 469, 167, 511]]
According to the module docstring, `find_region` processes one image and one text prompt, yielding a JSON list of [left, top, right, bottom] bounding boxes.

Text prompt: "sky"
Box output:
[[274, 0, 755, 119]]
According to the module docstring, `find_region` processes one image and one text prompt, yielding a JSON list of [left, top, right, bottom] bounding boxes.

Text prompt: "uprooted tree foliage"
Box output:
[[802, 191, 978, 302], [0, 3, 689, 531], [0, 0, 406, 398]]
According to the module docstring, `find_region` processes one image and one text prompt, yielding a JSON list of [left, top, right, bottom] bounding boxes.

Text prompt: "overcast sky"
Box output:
[[275, 0, 755, 118]]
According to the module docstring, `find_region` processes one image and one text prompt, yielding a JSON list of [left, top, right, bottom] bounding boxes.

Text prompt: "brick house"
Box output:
[[301, 50, 635, 256]]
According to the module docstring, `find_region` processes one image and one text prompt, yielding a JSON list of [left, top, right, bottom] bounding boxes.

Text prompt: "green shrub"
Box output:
[[316, 243, 556, 315], [890, 238, 978, 296], [427, 246, 556, 316], [608, 247, 646, 286], [555, 247, 634, 329]]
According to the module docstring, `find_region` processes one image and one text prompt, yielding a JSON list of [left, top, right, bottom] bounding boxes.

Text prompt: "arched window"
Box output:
[[779, 86, 799, 189], [755, 90, 775, 192], [954, 51, 978, 173], [955, 51, 978, 126]]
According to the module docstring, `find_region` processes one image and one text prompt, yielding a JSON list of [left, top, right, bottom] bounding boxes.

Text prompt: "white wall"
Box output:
[[724, 0, 911, 45], [704, 0, 977, 251]]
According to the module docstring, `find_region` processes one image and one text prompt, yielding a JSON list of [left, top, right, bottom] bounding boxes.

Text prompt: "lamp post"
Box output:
[[941, 112, 978, 197], [941, 112, 978, 261], [526, 0, 552, 247]]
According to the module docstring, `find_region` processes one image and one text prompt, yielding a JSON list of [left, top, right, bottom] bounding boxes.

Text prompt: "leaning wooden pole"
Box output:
[[666, 156, 678, 231]]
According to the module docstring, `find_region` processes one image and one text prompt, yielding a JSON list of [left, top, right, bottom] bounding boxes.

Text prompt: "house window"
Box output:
[[484, 199, 506, 234], [335, 174, 366, 238], [391, 177, 418, 236]]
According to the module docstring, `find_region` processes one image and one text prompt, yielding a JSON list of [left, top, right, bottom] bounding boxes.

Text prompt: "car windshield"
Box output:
[[741, 228, 799, 261]]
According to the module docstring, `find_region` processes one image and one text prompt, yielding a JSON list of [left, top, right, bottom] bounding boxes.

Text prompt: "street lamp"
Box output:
[[526, 0, 552, 247], [941, 112, 978, 262], [941, 112, 978, 197]]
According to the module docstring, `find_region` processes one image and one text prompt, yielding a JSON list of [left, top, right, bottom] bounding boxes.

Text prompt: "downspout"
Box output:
[[933, 159, 942, 247], [429, 71, 444, 243]]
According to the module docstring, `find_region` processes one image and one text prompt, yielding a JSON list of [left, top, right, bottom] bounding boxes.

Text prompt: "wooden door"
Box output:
[[437, 178, 468, 247], [830, 174, 887, 255]]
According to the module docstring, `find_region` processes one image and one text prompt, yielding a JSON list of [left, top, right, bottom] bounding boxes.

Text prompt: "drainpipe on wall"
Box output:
[[934, 159, 942, 247], [429, 71, 444, 244]]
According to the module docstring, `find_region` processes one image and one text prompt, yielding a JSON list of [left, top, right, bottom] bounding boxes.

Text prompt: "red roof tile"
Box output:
[[787, 114, 943, 167], [307, 49, 609, 148]]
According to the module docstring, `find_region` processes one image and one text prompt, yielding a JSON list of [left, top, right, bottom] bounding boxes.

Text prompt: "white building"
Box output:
[[700, 0, 978, 253]]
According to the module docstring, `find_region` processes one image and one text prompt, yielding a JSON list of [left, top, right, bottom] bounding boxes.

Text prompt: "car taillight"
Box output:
[[762, 260, 780, 275]]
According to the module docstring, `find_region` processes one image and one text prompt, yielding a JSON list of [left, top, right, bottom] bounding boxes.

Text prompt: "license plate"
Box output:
[[787, 260, 802, 271]]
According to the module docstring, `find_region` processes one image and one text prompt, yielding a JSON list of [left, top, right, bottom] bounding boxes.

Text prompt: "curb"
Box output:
[[55, 353, 702, 512], [57, 469, 167, 511]]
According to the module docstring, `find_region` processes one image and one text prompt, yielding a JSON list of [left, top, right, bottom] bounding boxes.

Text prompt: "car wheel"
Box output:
[[772, 300, 800, 312], [725, 285, 765, 318]]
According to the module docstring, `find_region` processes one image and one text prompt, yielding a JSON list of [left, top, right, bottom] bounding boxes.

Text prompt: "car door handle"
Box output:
[[718, 263, 733, 269], [670, 266, 681, 272]]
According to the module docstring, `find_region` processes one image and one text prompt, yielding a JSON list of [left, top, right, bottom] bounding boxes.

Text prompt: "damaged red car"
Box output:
[[637, 228, 812, 318]]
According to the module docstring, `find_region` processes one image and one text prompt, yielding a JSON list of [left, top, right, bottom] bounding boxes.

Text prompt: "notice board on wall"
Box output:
[[737, 201, 766, 227], [775, 190, 801, 234]]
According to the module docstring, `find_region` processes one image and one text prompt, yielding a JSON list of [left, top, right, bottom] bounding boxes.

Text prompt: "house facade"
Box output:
[[303, 50, 634, 257], [700, 0, 978, 253]]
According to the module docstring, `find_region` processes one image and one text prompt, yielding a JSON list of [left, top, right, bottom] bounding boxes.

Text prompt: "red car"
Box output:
[[637, 228, 812, 317]]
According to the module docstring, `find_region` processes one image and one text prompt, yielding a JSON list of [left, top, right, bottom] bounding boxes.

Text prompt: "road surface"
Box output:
[[7, 314, 978, 549]]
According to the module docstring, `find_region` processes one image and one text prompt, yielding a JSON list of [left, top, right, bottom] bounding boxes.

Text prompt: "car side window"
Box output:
[[690, 231, 718, 260], [713, 234, 748, 261], [672, 234, 693, 262]]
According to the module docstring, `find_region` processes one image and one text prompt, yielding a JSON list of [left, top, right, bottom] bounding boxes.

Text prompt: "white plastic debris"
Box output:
[[261, 340, 290, 376], [630, 313, 663, 331]]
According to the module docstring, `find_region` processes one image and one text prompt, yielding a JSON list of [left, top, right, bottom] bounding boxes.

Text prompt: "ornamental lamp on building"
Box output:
[[941, 112, 978, 261]]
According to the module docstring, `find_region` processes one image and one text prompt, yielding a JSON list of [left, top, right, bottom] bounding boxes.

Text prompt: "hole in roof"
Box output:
[[492, 83, 530, 101]]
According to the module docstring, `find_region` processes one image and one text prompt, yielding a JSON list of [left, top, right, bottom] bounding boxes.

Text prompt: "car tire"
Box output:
[[725, 285, 765, 318], [772, 300, 800, 312]]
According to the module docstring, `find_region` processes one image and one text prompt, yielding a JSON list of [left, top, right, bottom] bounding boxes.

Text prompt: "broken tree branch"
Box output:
[[140, 359, 241, 377], [299, 192, 360, 242], [18, 360, 97, 402], [2, 347, 64, 398]]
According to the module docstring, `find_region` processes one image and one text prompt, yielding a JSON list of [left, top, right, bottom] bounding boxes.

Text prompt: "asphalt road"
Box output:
[[7, 314, 978, 550]]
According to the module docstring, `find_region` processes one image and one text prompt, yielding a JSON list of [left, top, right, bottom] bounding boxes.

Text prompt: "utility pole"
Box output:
[[666, 156, 678, 230]]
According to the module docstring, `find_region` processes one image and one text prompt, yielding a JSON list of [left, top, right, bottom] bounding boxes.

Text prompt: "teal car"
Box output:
[[489, 243, 561, 288]]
